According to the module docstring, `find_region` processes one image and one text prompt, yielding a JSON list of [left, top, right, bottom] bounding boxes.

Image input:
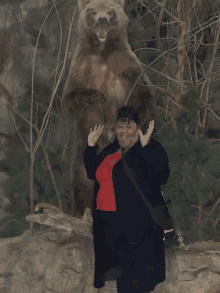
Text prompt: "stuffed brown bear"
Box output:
[[61, 0, 156, 215]]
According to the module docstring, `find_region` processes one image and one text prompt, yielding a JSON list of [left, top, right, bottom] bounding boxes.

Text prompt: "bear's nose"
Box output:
[[98, 17, 107, 25]]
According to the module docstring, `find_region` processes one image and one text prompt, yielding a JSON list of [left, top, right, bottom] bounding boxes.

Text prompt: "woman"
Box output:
[[83, 106, 172, 293]]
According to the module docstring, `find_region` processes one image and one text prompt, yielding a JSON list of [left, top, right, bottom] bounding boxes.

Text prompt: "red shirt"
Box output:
[[96, 151, 122, 211]]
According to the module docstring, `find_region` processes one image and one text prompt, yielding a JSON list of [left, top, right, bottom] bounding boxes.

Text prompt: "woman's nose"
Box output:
[[119, 128, 129, 134]]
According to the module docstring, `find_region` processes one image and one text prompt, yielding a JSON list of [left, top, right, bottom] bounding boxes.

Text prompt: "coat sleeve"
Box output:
[[141, 139, 170, 186], [83, 143, 99, 180]]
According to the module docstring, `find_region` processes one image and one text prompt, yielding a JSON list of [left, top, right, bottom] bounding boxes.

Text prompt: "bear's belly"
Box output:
[[86, 57, 129, 103], [78, 56, 132, 147], [87, 71, 127, 102]]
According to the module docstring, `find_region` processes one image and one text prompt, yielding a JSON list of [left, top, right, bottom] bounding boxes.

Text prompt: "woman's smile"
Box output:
[[119, 135, 129, 141]]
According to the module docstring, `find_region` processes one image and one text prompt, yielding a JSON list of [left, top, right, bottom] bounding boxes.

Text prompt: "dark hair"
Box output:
[[116, 106, 140, 126]]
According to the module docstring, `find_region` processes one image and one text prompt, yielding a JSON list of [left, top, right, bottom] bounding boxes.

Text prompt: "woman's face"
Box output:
[[115, 119, 140, 149]]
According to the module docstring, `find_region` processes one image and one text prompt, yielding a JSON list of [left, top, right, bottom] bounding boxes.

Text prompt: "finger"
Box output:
[[94, 129, 103, 137], [99, 124, 105, 131], [90, 128, 92, 133], [149, 121, 154, 129], [94, 125, 97, 131], [95, 125, 101, 132], [97, 124, 102, 131], [98, 125, 105, 133]]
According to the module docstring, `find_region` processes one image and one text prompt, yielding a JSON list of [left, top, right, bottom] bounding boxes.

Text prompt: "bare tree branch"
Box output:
[[141, 62, 186, 87], [52, 0, 63, 92], [153, 0, 181, 22], [34, 6, 76, 154], [199, 19, 220, 128], [194, 34, 198, 90], [34, 124, 63, 213], [10, 112, 30, 152], [125, 13, 220, 106]]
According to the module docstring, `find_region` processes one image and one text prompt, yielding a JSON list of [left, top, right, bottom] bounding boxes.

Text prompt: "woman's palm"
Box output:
[[88, 124, 105, 146]]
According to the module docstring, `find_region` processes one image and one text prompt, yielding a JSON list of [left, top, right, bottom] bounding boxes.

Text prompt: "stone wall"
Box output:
[[0, 226, 219, 293]]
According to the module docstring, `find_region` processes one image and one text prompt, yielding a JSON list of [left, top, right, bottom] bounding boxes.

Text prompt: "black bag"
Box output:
[[121, 150, 175, 234]]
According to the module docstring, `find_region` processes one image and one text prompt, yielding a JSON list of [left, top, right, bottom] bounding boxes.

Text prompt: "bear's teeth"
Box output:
[[95, 28, 108, 39], [97, 33, 107, 42]]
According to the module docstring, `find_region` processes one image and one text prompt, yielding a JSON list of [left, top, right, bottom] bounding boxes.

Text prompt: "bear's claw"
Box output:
[[80, 89, 107, 105], [67, 88, 107, 110]]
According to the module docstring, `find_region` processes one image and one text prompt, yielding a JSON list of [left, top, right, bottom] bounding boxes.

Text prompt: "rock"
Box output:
[[26, 213, 93, 238], [185, 240, 220, 251], [0, 207, 219, 293], [26, 204, 93, 238]]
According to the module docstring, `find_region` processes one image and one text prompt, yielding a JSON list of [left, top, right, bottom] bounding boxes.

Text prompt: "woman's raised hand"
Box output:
[[138, 120, 154, 147], [88, 124, 105, 147]]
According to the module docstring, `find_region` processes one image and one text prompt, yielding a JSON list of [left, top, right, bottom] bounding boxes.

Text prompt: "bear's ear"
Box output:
[[113, 0, 125, 8], [78, 0, 91, 12]]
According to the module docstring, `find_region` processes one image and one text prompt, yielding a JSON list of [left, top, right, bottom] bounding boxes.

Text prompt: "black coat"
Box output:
[[83, 137, 170, 291]]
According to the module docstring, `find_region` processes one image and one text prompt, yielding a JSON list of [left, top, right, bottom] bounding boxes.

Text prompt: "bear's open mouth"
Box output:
[[95, 26, 108, 42]]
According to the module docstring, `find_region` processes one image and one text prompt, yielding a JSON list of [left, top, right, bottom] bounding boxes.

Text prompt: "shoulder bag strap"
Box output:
[[121, 150, 174, 232]]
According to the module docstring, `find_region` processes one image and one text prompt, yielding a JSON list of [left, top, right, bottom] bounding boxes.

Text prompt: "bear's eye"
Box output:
[[92, 12, 97, 15], [108, 11, 112, 15]]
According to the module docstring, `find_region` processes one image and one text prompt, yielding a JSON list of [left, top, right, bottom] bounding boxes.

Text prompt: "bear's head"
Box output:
[[78, 0, 129, 44]]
